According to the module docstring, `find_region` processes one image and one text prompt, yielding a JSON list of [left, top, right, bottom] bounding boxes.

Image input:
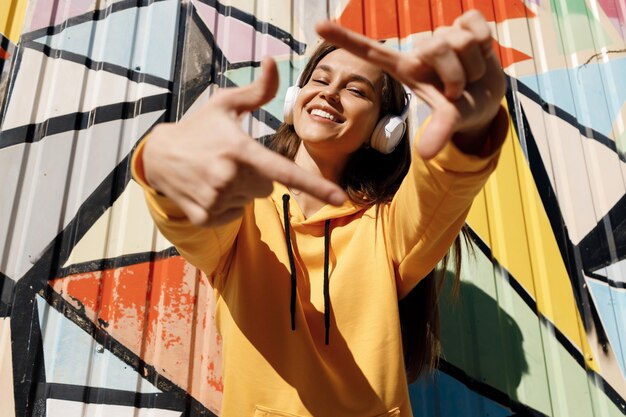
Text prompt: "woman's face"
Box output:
[[292, 48, 384, 155]]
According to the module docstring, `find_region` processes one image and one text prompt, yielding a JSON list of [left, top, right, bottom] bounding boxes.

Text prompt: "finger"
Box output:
[[433, 26, 486, 83], [237, 140, 346, 205], [234, 174, 274, 198], [214, 58, 279, 114], [207, 207, 245, 228], [415, 85, 461, 159], [417, 36, 466, 100], [315, 21, 403, 78], [176, 195, 212, 226], [211, 196, 253, 214], [454, 10, 492, 50]]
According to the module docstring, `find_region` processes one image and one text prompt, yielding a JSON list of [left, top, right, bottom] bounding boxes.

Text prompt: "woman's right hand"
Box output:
[[142, 58, 346, 227]]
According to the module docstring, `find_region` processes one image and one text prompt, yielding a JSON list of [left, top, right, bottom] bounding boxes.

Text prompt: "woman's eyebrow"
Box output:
[[315, 64, 376, 91]]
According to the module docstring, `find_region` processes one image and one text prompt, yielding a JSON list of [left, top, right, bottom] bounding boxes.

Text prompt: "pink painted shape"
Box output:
[[598, 0, 626, 39], [192, 0, 292, 62], [26, 0, 95, 32]]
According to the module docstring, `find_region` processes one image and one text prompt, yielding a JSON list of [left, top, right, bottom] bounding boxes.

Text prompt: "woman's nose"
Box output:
[[319, 85, 340, 103]]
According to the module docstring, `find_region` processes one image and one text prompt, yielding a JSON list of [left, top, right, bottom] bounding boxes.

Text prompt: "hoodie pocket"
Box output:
[[253, 406, 303, 417], [253, 406, 400, 417], [374, 407, 400, 417]]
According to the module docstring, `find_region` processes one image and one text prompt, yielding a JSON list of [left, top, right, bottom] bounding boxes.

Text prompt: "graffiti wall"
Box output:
[[0, 0, 624, 416]]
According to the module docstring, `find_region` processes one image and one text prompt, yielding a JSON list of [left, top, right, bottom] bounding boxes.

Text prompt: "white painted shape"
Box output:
[[0, 318, 16, 417], [63, 180, 173, 268], [1, 48, 166, 131], [46, 399, 181, 417], [36, 296, 161, 393], [182, 85, 275, 140], [516, 93, 558, 189], [0, 111, 163, 281], [601, 259, 626, 285], [241, 113, 276, 139], [206, 0, 338, 52], [517, 94, 626, 244], [31, 1, 179, 81]]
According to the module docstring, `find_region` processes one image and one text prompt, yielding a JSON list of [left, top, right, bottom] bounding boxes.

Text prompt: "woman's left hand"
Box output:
[[316, 10, 506, 159]]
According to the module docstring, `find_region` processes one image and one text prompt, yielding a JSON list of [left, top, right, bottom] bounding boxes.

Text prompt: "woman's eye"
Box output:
[[312, 79, 328, 85], [348, 88, 365, 97]]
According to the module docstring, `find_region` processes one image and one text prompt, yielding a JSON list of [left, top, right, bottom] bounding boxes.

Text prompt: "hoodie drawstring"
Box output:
[[282, 194, 297, 331], [323, 218, 331, 345], [282, 194, 332, 345]]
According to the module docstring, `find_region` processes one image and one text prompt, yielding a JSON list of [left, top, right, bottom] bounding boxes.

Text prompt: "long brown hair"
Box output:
[[267, 41, 464, 382]]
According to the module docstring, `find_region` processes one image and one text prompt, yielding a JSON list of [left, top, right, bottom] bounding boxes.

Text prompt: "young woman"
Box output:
[[132, 10, 509, 417]]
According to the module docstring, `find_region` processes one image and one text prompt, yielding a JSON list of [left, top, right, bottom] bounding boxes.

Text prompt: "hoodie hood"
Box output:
[[271, 182, 365, 345], [270, 182, 364, 225]]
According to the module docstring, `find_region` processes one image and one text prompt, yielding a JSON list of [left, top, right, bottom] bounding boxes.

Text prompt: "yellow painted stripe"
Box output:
[[467, 119, 597, 372], [0, 0, 28, 43]]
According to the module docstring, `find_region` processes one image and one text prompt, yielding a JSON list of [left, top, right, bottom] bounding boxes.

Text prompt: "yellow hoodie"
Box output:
[[132, 106, 510, 417]]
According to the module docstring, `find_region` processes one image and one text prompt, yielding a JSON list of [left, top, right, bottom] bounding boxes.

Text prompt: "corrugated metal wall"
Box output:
[[0, 0, 624, 416]]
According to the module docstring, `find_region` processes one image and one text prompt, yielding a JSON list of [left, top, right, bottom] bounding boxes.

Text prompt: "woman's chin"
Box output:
[[295, 127, 339, 145]]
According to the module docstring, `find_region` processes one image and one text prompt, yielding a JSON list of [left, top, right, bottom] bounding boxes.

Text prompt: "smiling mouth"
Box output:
[[309, 108, 343, 123]]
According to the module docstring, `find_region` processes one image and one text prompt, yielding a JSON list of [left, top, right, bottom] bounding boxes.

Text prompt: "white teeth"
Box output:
[[311, 108, 336, 121]]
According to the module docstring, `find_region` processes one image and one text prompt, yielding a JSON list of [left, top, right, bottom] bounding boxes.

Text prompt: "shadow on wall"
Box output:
[[410, 272, 529, 417]]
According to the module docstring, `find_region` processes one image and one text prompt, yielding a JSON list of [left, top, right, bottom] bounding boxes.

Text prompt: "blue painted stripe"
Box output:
[[36, 295, 161, 393], [586, 279, 626, 378], [32, 0, 179, 81], [600, 259, 626, 285], [410, 370, 511, 417], [519, 57, 626, 138]]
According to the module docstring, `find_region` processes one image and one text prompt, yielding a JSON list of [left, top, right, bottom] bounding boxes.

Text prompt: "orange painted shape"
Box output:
[[431, 0, 464, 28], [464, 0, 535, 23], [338, 0, 535, 39], [494, 39, 532, 68], [51, 257, 189, 348], [0, 47, 8, 60], [50, 257, 225, 409]]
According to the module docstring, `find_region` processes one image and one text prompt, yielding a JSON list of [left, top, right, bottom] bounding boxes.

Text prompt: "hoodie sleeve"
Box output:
[[385, 102, 511, 299], [131, 138, 242, 289]]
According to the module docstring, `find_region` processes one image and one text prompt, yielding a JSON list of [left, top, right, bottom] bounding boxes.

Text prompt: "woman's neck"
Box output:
[[291, 142, 348, 218]]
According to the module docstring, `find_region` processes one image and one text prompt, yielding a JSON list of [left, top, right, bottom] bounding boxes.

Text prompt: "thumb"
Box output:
[[217, 58, 279, 114], [417, 108, 458, 160]]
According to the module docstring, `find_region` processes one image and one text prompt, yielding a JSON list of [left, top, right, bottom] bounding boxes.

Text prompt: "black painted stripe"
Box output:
[[585, 271, 626, 290], [511, 77, 624, 163], [466, 227, 588, 369], [466, 227, 539, 313], [20, 0, 174, 42], [17, 153, 136, 290], [220, 76, 282, 130], [576, 191, 626, 274], [195, 0, 306, 54], [43, 382, 186, 412], [0, 271, 15, 317], [37, 286, 215, 416], [54, 247, 180, 279], [0, 33, 10, 51], [20, 40, 173, 88], [10, 283, 48, 417], [0, 93, 169, 149]]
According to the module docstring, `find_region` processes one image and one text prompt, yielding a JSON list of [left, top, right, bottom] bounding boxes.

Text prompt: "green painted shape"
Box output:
[[439, 239, 625, 416], [550, 0, 613, 54], [617, 128, 626, 156], [224, 59, 306, 122], [552, 0, 589, 16], [439, 243, 551, 415]]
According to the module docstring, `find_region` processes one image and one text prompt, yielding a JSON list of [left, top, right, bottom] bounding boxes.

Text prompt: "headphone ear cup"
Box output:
[[369, 115, 406, 154], [283, 86, 301, 125]]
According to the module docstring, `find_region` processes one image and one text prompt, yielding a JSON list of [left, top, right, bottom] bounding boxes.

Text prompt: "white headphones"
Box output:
[[283, 74, 411, 154]]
